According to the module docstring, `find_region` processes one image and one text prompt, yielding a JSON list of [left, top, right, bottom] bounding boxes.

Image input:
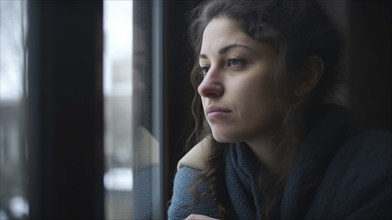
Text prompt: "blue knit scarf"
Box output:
[[224, 105, 359, 219]]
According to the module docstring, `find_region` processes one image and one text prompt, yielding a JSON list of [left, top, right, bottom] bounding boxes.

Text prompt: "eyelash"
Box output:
[[199, 58, 246, 77], [227, 58, 246, 69], [200, 66, 209, 76]]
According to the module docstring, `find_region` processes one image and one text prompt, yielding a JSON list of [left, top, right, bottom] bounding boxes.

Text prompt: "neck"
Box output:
[[246, 137, 280, 174], [247, 130, 302, 177]]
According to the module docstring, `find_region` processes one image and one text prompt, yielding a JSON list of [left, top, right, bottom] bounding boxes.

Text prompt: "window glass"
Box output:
[[103, 1, 161, 219], [103, 1, 133, 219], [0, 1, 29, 219]]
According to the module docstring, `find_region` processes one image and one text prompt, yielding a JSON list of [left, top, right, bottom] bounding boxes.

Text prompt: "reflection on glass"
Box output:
[[132, 1, 161, 219], [103, 1, 133, 219], [104, 1, 133, 219], [0, 0, 29, 219], [104, 1, 160, 218]]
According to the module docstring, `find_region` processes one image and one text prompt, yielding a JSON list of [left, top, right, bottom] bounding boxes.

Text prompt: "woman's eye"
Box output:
[[200, 66, 209, 76], [227, 58, 246, 69]]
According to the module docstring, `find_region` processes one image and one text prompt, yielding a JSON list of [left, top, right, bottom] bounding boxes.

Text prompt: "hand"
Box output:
[[185, 214, 219, 220]]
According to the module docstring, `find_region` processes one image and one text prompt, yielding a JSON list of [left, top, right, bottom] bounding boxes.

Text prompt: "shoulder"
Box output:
[[168, 166, 220, 220], [318, 128, 392, 218], [328, 128, 392, 182], [177, 136, 213, 171], [336, 128, 392, 189], [168, 166, 199, 220], [168, 136, 219, 220], [341, 128, 392, 167]]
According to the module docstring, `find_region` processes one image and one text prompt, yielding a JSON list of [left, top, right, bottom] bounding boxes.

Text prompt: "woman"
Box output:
[[168, 0, 392, 219]]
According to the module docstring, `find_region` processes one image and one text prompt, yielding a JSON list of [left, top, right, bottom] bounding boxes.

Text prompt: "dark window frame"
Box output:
[[28, 1, 105, 219]]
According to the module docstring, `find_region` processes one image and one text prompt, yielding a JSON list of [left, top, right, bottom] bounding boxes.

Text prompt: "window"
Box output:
[[0, 1, 29, 219], [103, 1, 163, 219], [1, 1, 193, 219]]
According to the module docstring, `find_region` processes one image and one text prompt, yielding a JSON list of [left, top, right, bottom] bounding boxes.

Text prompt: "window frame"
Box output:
[[27, 1, 105, 219]]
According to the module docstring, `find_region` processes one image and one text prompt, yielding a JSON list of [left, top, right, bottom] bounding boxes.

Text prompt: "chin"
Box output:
[[211, 130, 240, 143]]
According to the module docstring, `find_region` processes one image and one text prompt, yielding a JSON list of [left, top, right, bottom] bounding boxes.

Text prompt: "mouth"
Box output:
[[206, 106, 232, 120]]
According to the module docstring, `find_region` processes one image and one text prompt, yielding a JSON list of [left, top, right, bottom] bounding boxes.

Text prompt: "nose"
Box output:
[[197, 67, 224, 98]]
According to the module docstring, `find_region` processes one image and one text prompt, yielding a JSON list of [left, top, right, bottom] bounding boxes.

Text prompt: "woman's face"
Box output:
[[198, 17, 279, 143]]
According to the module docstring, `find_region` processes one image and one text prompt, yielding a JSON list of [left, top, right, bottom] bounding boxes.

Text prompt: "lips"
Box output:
[[206, 106, 231, 114], [206, 106, 232, 120]]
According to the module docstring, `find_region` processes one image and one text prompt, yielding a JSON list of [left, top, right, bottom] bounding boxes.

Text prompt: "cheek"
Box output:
[[200, 97, 207, 107], [242, 79, 271, 105], [240, 80, 276, 121]]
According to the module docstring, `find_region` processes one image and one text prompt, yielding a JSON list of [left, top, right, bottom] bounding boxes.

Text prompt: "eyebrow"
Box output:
[[199, 44, 253, 59]]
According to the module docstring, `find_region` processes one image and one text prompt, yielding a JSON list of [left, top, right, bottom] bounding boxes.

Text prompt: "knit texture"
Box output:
[[168, 105, 392, 219], [168, 167, 220, 220]]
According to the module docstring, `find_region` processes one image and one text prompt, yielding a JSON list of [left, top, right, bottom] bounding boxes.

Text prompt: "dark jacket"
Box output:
[[168, 105, 392, 219]]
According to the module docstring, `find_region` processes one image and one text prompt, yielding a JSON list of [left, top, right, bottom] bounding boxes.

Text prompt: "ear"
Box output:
[[294, 55, 324, 97]]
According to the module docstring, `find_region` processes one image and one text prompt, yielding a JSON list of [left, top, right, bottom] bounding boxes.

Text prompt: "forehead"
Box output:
[[200, 17, 263, 54]]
